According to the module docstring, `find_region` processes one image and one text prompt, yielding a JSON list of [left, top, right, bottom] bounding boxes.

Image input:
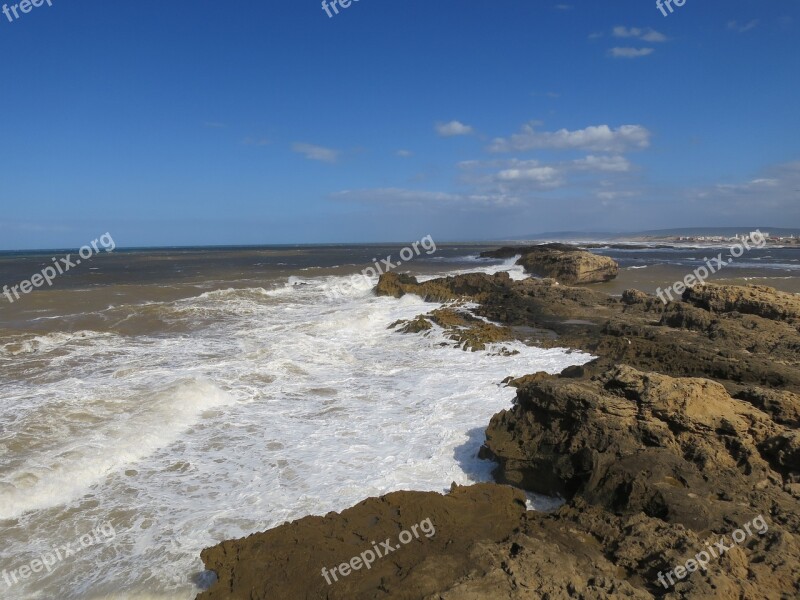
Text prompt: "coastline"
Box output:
[[196, 246, 800, 599]]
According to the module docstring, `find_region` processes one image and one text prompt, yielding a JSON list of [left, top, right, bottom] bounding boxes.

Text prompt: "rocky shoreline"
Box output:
[[197, 246, 800, 599]]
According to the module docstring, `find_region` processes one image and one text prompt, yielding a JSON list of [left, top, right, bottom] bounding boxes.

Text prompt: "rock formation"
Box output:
[[196, 265, 800, 599], [481, 243, 619, 284]]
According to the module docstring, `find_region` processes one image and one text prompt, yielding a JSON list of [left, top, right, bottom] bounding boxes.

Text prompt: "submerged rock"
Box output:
[[390, 307, 516, 351]]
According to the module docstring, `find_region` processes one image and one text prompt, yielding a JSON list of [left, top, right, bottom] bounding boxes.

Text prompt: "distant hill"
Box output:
[[512, 227, 800, 241]]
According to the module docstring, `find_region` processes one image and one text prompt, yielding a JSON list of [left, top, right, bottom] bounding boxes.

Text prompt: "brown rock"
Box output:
[[684, 283, 800, 325], [197, 484, 527, 600], [377, 272, 800, 394], [482, 365, 799, 532], [481, 244, 620, 284], [390, 315, 434, 334], [517, 248, 619, 284], [197, 273, 800, 600]]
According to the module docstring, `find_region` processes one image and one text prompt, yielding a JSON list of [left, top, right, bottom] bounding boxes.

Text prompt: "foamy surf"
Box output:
[[0, 380, 234, 521], [0, 262, 592, 599]]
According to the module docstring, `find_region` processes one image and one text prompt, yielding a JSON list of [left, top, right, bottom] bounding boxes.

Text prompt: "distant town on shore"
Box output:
[[516, 227, 800, 245]]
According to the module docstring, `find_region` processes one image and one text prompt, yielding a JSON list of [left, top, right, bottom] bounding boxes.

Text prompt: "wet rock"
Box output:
[[389, 315, 433, 334], [377, 273, 800, 394], [374, 272, 420, 298]]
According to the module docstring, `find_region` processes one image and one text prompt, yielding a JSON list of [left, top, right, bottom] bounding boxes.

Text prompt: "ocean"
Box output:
[[1, 242, 797, 599], [0, 244, 590, 599]]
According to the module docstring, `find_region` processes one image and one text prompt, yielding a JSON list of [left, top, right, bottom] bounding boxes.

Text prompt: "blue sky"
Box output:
[[1, 0, 798, 249]]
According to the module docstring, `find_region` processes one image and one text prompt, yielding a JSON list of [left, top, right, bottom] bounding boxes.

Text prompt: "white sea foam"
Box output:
[[422, 255, 528, 281], [0, 380, 234, 521], [0, 262, 591, 599], [0, 331, 114, 356]]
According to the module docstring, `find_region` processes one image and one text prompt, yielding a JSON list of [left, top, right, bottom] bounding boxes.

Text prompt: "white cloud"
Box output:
[[715, 177, 780, 193], [727, 20, 759, 33], [609, 47, 655, 58], [686, 161, 800, 217], [333, 153, 645, 215], [396, 149, 413, 157], [595, 190, 637, 201], [292, 142, 339, 163], [496, 165, 562, 186], [326, 160, 800, 232], [489, 123, 651, 153], [573, 155, 632, 172], [332, 188, 517, 207], [435, 120, 474, 137], [613, 26, 668, 42], [457, 155, 635, 196]]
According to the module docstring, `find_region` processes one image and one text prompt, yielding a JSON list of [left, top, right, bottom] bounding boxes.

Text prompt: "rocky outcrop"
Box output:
[[476, 365, 800, 598], [377, 274, 800, 394], [374, 272, 423, 298], [482, 366, 799, 522], [197, 276, 800, 599], [197, 484, 529, 600], [390, 307, 516, 352], [516, 247, 619, 284], [480, 242, 579, 258], [198, 482, 674, 600], [683, 283, 800, 325], [481, 243, 620, 284], [375, 271, 515, 303]]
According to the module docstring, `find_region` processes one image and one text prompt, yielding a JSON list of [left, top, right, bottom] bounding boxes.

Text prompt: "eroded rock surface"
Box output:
[[482, 366, 799, 525], [197, 484, 528, 600], [481, 243, 620, 284]]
